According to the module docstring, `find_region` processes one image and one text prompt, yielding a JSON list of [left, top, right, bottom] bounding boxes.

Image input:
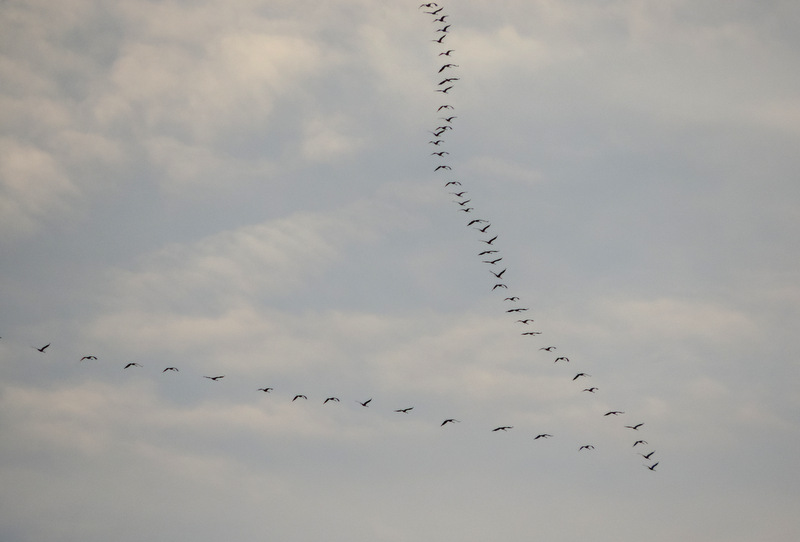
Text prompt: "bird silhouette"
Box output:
[[582, 387, 599, 393], [572, 373, 590, 379], [441, 418, 460, 426], [469, 219, 489, 226], [554, 356, 570, 362], [450, 191, 467, 197], [632, 440, 648, 447], [35, 343, 50, 353], [482, 257, 502, 265], [579, 445, 595, 451], [534, 433, 552, 440], [358, 398, 372, 407], [439, 49, 455, 56], [436, 85, 453, 94], [258, 387, 273, 392], [80, 355, 97, 361], [516, 319, 534, 324], [445, 181, 461, 186], [429, 139, 444, 145], [324, 397, 340, 404], [292, 394, 307, 401], [492, 284, 507, 290], [440, 116, 457, 122], [437, 105, 454, 111], [491, 268, 507, 278], [640, 451, 656, 460], [625, 423, 644, 430], [506, 308, 528, 313], [604, 411, 625, 416], [645, 462, 659, 471], [124, 362, 142, 369], [540, 346, 556, 351], [395, 407, 414, 413], [492, 426, 513, 432], [480, 235, 498, 245], [432, 151, 450, 156], [435, 165, 452, 171], [522, 331, 542, 336], [163, 367, 179, 372], [437, 24, 451, 32], [203, 375, 224, 381], [438, 63, 459, 72], [431, 34, 446, 43]]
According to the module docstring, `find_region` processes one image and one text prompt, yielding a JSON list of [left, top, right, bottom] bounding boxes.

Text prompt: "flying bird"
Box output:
[[441, 418, 460, 426], [490, 268, 507, 278], [582, 387, 599, 393], [124, 362, 142, 369], [450, 191, 467, 197], [504, 297, 519, 302], [35, 343, 50, 353], [554, 356, 570, 362], [540, 346, 556, 351], [432, 151, 450, 156], [604, 411, 625, 416], [292, 394, 308, 401], [440, 116, 457, 122], [480, 235, 498, 245], [632, 440, 648, 447], [474, 223, 491, 232], [645, 462, 659, 471], [258, 387, 273, 393], [522, 331, 542, 336], [433, 15, 448, 23], [506, 308, 528, 313], [431, 34, 446, 43], [358, 398, 372, 407], [395, 407, 414, 413], [162, 367, 179, 372], [436, 85, 454, 94], [419, 2, 438, 8], [203, 375, 225, 381], [572, 373, 590, 380], [454, 199, 471, 206], [492, 426, 513, 432], [445, 181, 461, 186], [534, 433, 552, 440], [439, 49, 455, 56], [625, 423, 645, 430], [469, 219, 489, 226], [516, 319, 534, 324], [492, 284, 508, 290], [438, 64, 459, 72], [425, 6, 444, 15], [579, 445, 595, 451], [640, 451, 656, 460], [437, 25, 451, 32], [80, 355, 97, 361], [483, 257, 502, 265], [437, 105, 454, 111], [428, 139, 444, 145], [458, 207, 474, 213], [324, 397, 340, 404], [435, 165, 452, 171]]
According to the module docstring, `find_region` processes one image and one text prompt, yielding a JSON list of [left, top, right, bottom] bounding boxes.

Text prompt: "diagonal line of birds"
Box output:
[[2, 3, 659, 473]]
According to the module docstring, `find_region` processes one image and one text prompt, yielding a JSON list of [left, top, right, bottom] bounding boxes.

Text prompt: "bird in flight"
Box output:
[[441, 418, 460, 426], [437, 105, 454, 111], [516, 319, 534, 324], [640, 451, 656, 460], [437, 24, 451, 33], [625, 423, 644, 430], [572, 373, 590, 380], [292, 394, 308, 401], [540, 346, 556, 352], [163, 367, 179, 372], [35, 343, 50, 353], [522, 331, 542, 336], [445, 181, 461, 186], [490, 268, 507, 279], [632, 440, 648, 447], [534, 433, 552, 440], [435, 165, 452, 171], [203, 375, 225, 381], [604, 411, 625, 416], [258, 387, 273, 393], [645, 462, 659, 471], [440, 116, 457, 122], [395, 407, 414, 413], [469, 219, 488, 226], [492, 426, 513, 432], [450, 191, 467, 197], [482, 259, 502, 266], [431, 34, 446, 43], [480, 235, 498, 245], [432, 151, 450, 157], [425, 6, 444, 15], [439, 49, 455, 56], [554, 356, 570, 362], [582, 387, 599, 393], [435, 85, 454, 94], [124, 362, 142, 369], [504, 297, 519, 302], [428, 139, 444, 145], [506, 308, 528, 313], [358, 398, 372, 407], [492, 284, 507, 290], [419, 2, 438, 8], [80, 355, 97, 361], [474, 223, 491, 233], [438, 63, 459, 73], [324, 397, 340, 404], [579, 445, 595, 451]]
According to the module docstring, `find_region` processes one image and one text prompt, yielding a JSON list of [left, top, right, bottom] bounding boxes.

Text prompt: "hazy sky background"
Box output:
[[2, 1, 799, 541]]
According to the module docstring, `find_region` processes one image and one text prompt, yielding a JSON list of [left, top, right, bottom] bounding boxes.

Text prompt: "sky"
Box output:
[[1, 0, 799, 540]]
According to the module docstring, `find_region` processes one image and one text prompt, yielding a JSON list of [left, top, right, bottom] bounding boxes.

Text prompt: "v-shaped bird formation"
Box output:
[[3, 3, 660, 474]]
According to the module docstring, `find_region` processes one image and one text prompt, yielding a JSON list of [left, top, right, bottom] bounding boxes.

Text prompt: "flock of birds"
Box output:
[[3, 3, 659, 473]]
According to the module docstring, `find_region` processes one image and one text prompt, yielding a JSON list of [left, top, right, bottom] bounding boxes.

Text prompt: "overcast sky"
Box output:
[[2, 1, 799, 541]]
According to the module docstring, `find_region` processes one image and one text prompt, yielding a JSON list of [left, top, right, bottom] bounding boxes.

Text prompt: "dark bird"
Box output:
[[504, 297, 519, 301], [425, 6, 444, 15], [439, 49, 455, 56], [124, 362, 142, 369], [554, 356, 570, 362], [324, 397, 340, 404], [419, 2, 438, 8], [483, 257, 502, 265], [440, 116, 457, 122], [454, 199, 471, 206], [432, 151, 450, 156], [458, 207, 474, 213], [163, 367, 179, 372], [435, 165, 452, 171], [583, 387, 599, 393], [522, 331, 542, 336], [450, 191, 467, 197], [579, 445, 595, 451], [433, 15, 448, 23], [640, 451, 656, 460], [445, 181, 461, 186], [358, 398, 372, 407], [534, 433, 552, 440], [395, 407, 414, 413], [492, 284, 508, 290], [492, 426, 513, 432], [258, 387, 273, 393], [633, 440, 648, 447], [506, 308, 528, 313], [437, 105, 454, 111], [645, 462, 659, 471], [604, 411, 625, 416], [625, 423, 645, 430], [491, 268, 507, 278], [80, 355, 97, 361], [477, 250, 497, 255], [431, 34, 446, 43], [441, 418, 460, 426], [540, 346, 556, 351], [438, 64, 459, 73], [437, 25, 451, 33], [204, 375, 225, 381], [474, 224, 491, 233], [480, 235, 498, 245], [429, 139, 444, 145], [572, 373, 590, 380], [35, 343, 50, 353], [469, 219, 489, 226], [516, 319, 534, 324], [292, 394, 307, 401], [436, 85, 453, 94]]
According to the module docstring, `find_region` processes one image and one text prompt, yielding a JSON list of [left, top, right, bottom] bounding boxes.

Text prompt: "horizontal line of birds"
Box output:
[[419, 3, 659, 471], [15, 339, 653, 461]]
